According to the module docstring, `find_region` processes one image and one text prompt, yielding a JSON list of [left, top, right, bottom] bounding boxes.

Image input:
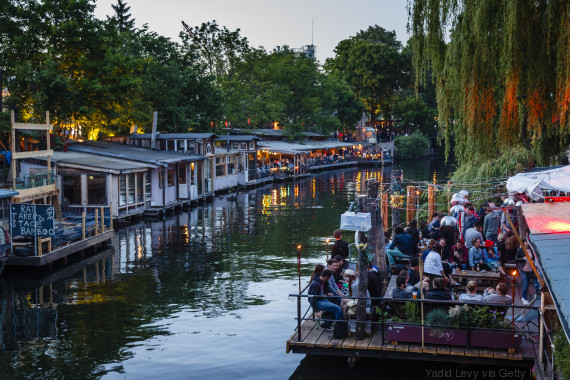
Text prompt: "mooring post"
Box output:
[[82, 212, 86, 240], [95, 209, 99, 235]]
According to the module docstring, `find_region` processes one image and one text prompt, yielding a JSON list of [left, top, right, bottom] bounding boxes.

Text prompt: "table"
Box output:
[[453, 269, 501, 287]]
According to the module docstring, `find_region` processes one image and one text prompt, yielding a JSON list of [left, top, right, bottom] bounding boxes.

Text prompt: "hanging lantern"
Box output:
[[451, 193, 466, 205], [459, 189, 469, 197], [449, 204, 465, 215], [440, 215, 458, 228]]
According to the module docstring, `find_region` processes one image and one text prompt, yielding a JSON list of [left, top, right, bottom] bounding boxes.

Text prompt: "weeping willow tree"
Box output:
[[408, 0, 570, 179]]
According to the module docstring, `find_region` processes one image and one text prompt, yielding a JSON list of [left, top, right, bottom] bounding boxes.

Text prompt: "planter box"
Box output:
[[384, 323, 521, 349]]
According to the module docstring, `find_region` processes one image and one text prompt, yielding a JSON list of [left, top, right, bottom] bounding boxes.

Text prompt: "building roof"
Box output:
[[68, 141, 206, 166], [232, 128, 325, 138], [522, 202, 570, 340], [257, 140, 354, 154], [216, 135, 259, 142], [51, 151, 158, 174], [128, 133, 218, 140]]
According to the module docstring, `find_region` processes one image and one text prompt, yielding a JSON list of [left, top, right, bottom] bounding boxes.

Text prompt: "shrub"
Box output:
[[394, 131, 429, 159], [554, 330, 570, 380]]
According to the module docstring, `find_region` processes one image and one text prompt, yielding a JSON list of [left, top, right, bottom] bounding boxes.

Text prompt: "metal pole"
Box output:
[[326, 239, 329, 261], [297, 245, 302, 341]]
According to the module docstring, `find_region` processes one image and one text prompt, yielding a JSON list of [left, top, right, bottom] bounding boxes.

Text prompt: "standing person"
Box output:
[[308, 269, 343, 329], [427, 213, 441, 239], [483, 203, 501, 243], [407, 219, 421, 247], [505, 235, 519, 263], [516, 240, 540, 306], [331, 229, 350, 267], [463, 206, 479, 236], [386, 226, 417, 266], [464, 221, 484, 250]]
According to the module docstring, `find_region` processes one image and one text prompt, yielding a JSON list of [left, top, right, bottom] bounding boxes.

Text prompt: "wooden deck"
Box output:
[[286, 319, 535, 367]]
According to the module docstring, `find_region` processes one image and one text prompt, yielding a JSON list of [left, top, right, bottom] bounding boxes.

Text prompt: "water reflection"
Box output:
[[0, 162, 454, 379]]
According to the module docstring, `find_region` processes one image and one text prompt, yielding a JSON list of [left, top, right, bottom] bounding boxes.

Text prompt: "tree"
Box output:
[[110, 0, 135, 33], [409, 0, 570, 171], [391, 92, 436, 136], [324, 25, 407, 120], [222, 49, 363, 137]]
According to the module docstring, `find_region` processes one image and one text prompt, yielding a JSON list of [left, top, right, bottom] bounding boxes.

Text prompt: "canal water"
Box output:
[[1, 157, 514, 380]]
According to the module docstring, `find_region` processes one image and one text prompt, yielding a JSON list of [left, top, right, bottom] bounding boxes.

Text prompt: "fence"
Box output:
[[14, 171, 55, 190], [58, 206, 112, 246]]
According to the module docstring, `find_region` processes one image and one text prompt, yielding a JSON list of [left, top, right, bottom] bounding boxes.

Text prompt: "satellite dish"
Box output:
[[451, 193, 466, 205], [450, 204, 465, 215], [440, 215, 458, 228]]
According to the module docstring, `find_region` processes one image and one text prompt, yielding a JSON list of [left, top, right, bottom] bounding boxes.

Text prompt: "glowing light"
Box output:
[[512, 270, 517, 276], [297, 245, 302, 250], [326, 239, 330, 244], [545, 221, 570, 233]]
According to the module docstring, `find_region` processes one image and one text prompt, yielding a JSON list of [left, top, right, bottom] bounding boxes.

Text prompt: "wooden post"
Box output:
[[95, 209, 99, 235], [381, 193, 389, 230], [406, 186, 417, 224], [82, 212, 86, 240], [46, 111, 51, 172], [419, 256, 425, 349], [356, 194, 369, 340], [109, 203, 113, 230], [446, 181, 453, 203], [37, 237, 42, 257], [100, 206, 105, 232], [39, 286, 44, 305], [367, 179, 379, 266], [11, 110, 16, 190], [428, 184, 435, 222]]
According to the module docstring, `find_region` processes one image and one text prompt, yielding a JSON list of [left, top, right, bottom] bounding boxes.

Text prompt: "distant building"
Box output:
[[273, 44, 316, 60]]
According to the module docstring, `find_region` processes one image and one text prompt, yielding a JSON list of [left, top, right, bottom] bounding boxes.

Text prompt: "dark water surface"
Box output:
[[2, 158, 527, 380]]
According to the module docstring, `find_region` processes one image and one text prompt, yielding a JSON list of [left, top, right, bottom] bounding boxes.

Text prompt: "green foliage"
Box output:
[[222, 49, 363, 134], [325, 25, 407, 120], [554, 330, 570, 380], [394, 130, 429, 159], [409, 0, 570, 170], [392, 92, 437, 135], [402, 301, 421, 323], [425, 308, 449, 337], [448, 304, 471, 329]]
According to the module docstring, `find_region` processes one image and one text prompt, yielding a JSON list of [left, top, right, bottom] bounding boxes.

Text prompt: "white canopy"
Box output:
[[506, 166, 570, 200]]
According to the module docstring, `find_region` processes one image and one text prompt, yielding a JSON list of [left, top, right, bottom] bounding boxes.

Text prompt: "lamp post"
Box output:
[[297, 244, 302, 341], [326, 238, 330, 261]]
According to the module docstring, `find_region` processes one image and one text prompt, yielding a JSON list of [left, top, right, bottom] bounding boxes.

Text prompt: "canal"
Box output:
[[2, 157, 523, 380]]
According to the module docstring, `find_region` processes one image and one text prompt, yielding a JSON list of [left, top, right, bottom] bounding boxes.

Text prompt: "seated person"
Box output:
[[424, 245, 459, 285], [407, 257, 421, 288], [308, 269, 342, 329], [333, 255, 345, 284], [386, 226, 417, 266], [483, 283, 512, 305], [459, 281, 483, 301], [482, 241, 506, 275], [451, 240, 469, 269], [325, 259, 343, 302], [426, 277, 452, 300], [392, 275, 412, 299], [421, 239, 436, 261], [340, 269, 357, 316], [468, 238, 490, 271]]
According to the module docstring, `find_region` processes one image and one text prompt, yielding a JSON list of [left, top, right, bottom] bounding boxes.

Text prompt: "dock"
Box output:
[[286, 319, 534, 367]]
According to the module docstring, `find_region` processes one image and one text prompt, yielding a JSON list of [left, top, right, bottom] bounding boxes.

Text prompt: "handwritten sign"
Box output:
[[10, 203, 55, 237]]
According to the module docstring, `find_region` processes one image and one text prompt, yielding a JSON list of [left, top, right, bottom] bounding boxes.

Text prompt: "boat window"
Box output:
[[63, 175, 82, 205], [136, 173, 144, 203], [216, 156, 226, 177], [87, 175, 106, 205], [167, 169, 175, 187], [119, 175, 126, 206], [127, 173, 135, 204], [179, 164, 187, 184]]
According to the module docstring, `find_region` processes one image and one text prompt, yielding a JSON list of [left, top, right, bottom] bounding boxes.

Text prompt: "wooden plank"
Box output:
[[354, 334, 374, 350], [408, 344, 422, 353], [298, 324, 325, 347], [341, 335, 359, 349], [493, 349, 509, 359], [508, 350, 523, 360], [465, 347, 479, 357], [12, 122, 52, 130], [328, 336, 344, 348], [13, 150, 54, 159], [422, 345, 437, 354], [381, 343, 395, 350], [393, 343, 409, 352], [367, 329, 385, 350], [315, 328, 334, 347], [450, 346, 465, 356], [436, 345, 451, 355], [288, 320, 316, 342], [479, 348, 494, 358]]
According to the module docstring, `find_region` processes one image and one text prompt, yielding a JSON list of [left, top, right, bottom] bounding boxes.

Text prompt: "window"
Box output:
[[197, 142, 202, 155], [215, 156, 225, 177], [167, 169, 175, 187], [145, 172, 151, 200], [63, 175, 82, 205], [127, 173, 135, 204], [136, 173, 144, 203], [177, 140, 185, 152], [179, 164, 187, 184], [119, 175, 126, 206], [227, 155, 238, 175], [187, 140, 195, 154], [232, 142, 239, 150], [87, 175, 106, 205], [205, 144, 212, 154], [241, 142, 247, 150], [249, 142, 255, 150], [190, 162, 195, 185], [159, 140, 166, 151]]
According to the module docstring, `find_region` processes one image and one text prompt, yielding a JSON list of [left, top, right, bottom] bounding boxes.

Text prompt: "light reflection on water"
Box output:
[[0, 161, 460, 379]]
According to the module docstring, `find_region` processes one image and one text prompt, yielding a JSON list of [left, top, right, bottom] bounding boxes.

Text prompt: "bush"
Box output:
[[394, 131, 430, 159], [554, 330, 570, 380]]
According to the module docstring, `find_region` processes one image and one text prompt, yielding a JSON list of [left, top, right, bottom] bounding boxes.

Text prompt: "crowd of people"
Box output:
[[307, 195, 539, 331]]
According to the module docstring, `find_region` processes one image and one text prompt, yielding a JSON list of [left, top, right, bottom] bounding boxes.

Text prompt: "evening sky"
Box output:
[[94, 0, 410, 62]]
